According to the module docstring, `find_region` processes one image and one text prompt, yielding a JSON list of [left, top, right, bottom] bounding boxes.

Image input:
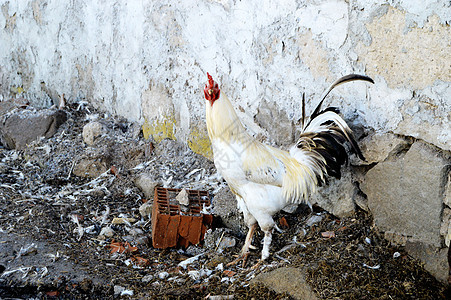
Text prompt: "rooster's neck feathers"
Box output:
[[205, 92, 252, 144]]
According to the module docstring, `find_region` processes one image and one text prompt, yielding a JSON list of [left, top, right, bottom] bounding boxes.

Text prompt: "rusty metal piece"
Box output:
[[151, 187, 213, 249]]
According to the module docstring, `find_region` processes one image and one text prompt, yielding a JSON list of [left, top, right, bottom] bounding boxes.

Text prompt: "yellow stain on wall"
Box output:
[[187, 127, 213, 160], [357, 7, 450, 89], [142, 115, 176, 142], [10, 86, 25, 95]]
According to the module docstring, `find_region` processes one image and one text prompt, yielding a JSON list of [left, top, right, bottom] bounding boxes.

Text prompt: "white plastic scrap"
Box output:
[[38, 266, 48, 278], [99, 226, 114, 238], [84, 225, 98, 235], [1, 267, 32, 278], [365, 237, 371, 244], [393, 252, 401, 258], [16, 243, 37, 258], [188, 269, 212, 280], [201, 203, 214, 214], [121, 290, 134, 297], [363, 263, 380, 270], [178, 252, 204, 269], [185, 168, 201, 178], [188, 270, 200, 280], [215, 263, 224, 271], [158, 271, 169, 279], [306, 214, 323, 227], [100, 206, 111, 225], [205, 294, 234, 299], [71, 215, 84, 241], [46, 251, 61, 262], [216, 236, 235, 254], [141, 274, 154, 283]]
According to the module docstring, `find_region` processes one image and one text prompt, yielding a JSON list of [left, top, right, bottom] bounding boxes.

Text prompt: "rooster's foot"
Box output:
[[227, 252, 250, 268], [250, 259, 264, 270]]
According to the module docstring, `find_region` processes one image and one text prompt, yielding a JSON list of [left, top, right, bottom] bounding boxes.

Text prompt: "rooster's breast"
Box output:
[[211, 139, 248, 185]]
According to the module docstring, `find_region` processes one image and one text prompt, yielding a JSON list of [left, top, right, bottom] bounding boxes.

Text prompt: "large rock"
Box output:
[[310, 171, 357, 217], [444, 171, 451, 208], [405, 241, 448, 283], [250, 267, 318, 300], [72, 157, 109, 178], [134, 173, 159, 199], [355, 132, 410, 164], [361, 140, 450, 282], [82, 121, 104, 146], [0, 108, 67, 149], [362, 141, 449, 247], [211, 187, 246, 236]]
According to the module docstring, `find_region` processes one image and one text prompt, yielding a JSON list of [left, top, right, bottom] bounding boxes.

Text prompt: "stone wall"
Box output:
[[0, 0, 449, 282]]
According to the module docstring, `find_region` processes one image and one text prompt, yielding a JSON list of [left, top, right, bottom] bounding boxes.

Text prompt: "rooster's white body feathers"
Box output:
[[204, 74, 373, 261]]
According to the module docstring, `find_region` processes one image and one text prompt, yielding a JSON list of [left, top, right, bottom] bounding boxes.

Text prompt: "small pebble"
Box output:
[[158, 271, 169, 279], [142, 274, 154, 283]]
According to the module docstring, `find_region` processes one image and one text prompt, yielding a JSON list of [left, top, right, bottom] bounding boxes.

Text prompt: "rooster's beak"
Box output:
[[208, 89, 213, 95]]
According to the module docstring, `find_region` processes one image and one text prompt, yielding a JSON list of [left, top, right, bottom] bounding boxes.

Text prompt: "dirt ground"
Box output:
[[0, 103, 449, 299]]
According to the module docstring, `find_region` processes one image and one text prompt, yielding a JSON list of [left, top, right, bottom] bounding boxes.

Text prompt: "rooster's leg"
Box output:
[[248, 228, 273, 270], [227, 223, 257, 267], [241, 223, 257, 255], [261, 229, 272, 261]]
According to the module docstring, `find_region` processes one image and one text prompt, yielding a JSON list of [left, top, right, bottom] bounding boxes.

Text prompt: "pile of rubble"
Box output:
[[0, 100, 448, 299]]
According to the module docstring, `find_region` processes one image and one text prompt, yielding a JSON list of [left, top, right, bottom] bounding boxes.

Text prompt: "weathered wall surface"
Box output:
[[0, 0, 450, 282]]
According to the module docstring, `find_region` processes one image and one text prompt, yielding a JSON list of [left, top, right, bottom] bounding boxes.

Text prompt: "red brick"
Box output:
[[151, 187, 212, 249]]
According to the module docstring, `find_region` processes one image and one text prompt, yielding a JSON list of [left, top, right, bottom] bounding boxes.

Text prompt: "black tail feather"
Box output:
[[294, 74, 372, 181], [306, 74, 374, 130]]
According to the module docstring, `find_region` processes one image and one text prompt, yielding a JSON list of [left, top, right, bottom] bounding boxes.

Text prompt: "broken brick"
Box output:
[[151, 187, 212, 249]]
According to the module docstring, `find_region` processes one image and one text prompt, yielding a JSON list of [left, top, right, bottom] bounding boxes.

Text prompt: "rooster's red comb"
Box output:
[[207, 72, 214, 86]]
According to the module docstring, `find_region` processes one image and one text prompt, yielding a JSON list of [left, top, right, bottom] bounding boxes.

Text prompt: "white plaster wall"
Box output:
[[0, 0, 450, 150]]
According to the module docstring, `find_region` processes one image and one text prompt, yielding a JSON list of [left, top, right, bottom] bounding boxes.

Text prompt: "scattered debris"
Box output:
[[111, 217, 137, 225], [363, 263, 381, 270], [279, 216, 289, 229], [16, 243, 37, 258], [158, 271, 169, 279], [108, 241, 138, 254], [0, 102, 447, 298], [178, 252, 205, 270], [321, 231, 336, 238], [306, 214, 323, 226], [205, 294, 234, 299]]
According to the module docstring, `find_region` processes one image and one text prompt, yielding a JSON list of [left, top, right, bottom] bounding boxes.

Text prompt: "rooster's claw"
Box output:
[[227, 252, 250, 268]]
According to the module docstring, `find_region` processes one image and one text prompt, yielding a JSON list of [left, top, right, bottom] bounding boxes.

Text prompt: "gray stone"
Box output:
[[139, 201, 153, 219], [310, 171, 357, 217], [362, 141, 450, 248], [355, 132, 410, 164], [250, 267, 318, 300], [73, 157, 108, 178], [405, 241, 448, 283], [211, 187, 246, 235], [134, 173, 159, 199], [82, 121, 104, 145], [444, 172, 451, 207], [0, 108, 67, 149]]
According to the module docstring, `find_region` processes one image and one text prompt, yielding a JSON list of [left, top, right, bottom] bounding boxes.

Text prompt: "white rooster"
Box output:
[[204, 73, 373, 264]]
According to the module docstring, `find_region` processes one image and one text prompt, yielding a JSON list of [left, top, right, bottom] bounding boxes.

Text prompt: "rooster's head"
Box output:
[[204, 73, 220, 105]]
